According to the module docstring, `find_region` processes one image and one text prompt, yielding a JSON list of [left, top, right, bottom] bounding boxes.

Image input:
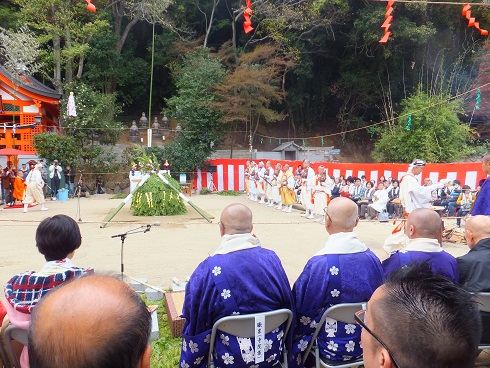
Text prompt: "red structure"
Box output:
[[0, 65, 61, 152]]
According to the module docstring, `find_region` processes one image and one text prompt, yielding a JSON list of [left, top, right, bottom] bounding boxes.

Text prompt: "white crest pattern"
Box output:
[[212, 266, 221, 276]]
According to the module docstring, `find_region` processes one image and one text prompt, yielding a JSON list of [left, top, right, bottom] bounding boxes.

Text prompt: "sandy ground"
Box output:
[[0, 192, 470, 299]]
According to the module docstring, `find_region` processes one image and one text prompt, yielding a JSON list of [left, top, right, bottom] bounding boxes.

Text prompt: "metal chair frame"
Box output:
[[3, 325, 28, 368], [208, 309, 293, 368], [303, 302, 366, 368]]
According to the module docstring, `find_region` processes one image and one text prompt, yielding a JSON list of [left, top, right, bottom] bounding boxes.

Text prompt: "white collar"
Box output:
[[405, 238, 442, 252], [214, 233, 261, 255], [41, 258, 75, 270], [315, 232, 368, 256]]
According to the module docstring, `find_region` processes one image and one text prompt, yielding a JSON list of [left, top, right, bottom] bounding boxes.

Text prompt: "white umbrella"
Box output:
[[67, 91, 77, 117]]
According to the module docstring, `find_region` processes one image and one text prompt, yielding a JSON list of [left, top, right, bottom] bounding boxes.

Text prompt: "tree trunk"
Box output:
[[52, 35, 62, 93], [65, 26, 73, 83], [204, 0, 221, 48]]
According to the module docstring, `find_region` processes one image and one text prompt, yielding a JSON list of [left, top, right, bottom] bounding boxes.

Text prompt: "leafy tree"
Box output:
[[60, 81, 123, 146], [33, 133, 80, 165], [13, 0, 109, 91], [213, 43, 293, 143], [163, 47, 225, 172], [373, 90, 472, 163]]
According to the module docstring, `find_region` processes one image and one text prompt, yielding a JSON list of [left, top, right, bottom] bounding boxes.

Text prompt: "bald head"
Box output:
[[325, 197, 359, 234], [464, 216, 490, 249], [406, 208, 442, 240], [220, 203, 253, 235], [29, 275, 151, 368]]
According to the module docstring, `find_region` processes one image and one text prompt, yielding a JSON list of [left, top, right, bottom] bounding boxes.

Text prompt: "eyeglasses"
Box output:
[[354, 309, 401, 368], [482, 154, 490, 163], [323, 207, 332, 223]]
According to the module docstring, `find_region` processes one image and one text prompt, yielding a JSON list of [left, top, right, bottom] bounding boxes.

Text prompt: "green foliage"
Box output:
[[131, 174, 187, 216], [217, 190, 240, 196], [373, 91, 472, 163], [163, 47, 225, 172], [0, 3, 20, 29], [140, 295, 181, 368], [33, 133, 80, 165], [199, 188, 212, 195], [60, 81, 123, 145]]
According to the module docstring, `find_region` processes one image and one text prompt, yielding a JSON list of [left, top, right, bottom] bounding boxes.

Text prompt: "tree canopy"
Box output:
[[1, 0, 489, 164]]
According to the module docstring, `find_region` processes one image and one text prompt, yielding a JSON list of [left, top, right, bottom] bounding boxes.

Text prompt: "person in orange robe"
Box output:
[[13, 170, 26, 203]]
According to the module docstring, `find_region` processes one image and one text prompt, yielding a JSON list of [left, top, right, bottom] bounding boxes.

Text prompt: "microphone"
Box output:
[[144, 222, 161, 233], [146, 222, 161, 227]]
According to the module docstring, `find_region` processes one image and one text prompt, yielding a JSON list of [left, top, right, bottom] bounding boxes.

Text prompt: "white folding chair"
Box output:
[[303, 302, 365, 368], [3, 325, 28, 368], [208, 309, 293, 368], [473, 292, 490, 367]]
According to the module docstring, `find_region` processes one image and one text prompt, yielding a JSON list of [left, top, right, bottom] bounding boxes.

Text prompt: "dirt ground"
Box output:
[[0, 193, 469, 299]]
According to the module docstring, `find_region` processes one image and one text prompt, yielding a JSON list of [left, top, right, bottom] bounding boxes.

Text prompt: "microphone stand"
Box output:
[[75, 173, 83, 222], [111, 224, 153, 279]]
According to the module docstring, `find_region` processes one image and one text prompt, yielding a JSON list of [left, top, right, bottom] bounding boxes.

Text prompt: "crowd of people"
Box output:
[[244, 158, 483, 225], [0, 160, 92, 213], [1, 156, 489, 368]]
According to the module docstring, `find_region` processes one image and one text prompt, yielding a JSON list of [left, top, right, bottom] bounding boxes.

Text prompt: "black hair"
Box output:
[[36, 215, 82, 261], [373, 262, 482, 368]]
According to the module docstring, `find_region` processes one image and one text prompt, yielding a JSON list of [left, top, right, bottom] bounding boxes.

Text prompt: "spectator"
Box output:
[[358, 181, 375, 219], [359, 262, 482, 368], [447, 180, 462, 218], [457, 215, 490, 344], [456, 185, 475, 227], [1, 161, 16, 206], [331, 177, 342, 199], [366, 183, 389, 220], [386, 180, 401, 219], [3, 215, 93, 366], [95, 177, 105, 194], [290, 197, 383, 366], [63, 165, 76, 198], [180, 203, 294, 367], [349, 177, 365, 203], [28, 274, 151, 368], [48, 160, 62, 200], [382, 208, 458, 282]]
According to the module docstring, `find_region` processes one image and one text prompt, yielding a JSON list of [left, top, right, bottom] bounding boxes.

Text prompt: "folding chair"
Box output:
[[3, 325, 28, 368], [303, 302, 365, 368], [208, 309, 293, 368], [474, 292, 490, 367]]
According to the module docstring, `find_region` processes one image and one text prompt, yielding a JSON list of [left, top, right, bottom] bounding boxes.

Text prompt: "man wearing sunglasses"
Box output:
[[471, 153, 490, 216], [290, 197, 383, 366], [359, 262, 481, 368]]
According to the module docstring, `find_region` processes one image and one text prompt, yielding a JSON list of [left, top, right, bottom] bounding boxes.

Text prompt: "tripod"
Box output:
[[75, 173, 83, 222], [111, 224, 153, 279]]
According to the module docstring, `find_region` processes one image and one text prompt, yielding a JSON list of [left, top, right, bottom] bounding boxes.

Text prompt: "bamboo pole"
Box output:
[[157, 172, 212, 223], [126, 275, 167, 294], [100, 174, 151, 228]]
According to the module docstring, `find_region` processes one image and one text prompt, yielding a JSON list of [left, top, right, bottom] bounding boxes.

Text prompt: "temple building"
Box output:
[[0, 64, 61, 152]]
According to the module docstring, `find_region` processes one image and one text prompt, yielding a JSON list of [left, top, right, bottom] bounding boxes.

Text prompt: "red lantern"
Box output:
[[85, 0, 96, 13], [379, 1, 394, 43]]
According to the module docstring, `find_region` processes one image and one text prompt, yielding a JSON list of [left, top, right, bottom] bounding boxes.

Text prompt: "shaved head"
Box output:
[[406, 208, 442, 240], [29, 275, 151, 368], [464, 215, 490, 249], [326, 197, 359, 233], [220, 203, 253, 235]]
